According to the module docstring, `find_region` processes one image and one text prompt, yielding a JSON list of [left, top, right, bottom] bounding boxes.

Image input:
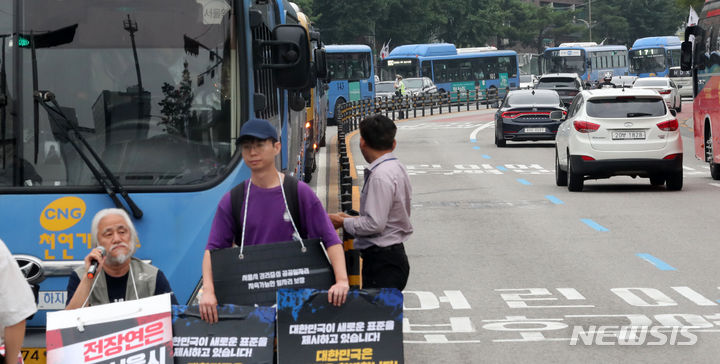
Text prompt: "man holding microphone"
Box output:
[[65, 208, 177, 309]]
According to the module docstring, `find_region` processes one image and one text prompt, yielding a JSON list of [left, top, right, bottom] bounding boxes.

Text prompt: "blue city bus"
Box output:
[[542, 42, 629, 83], [325, 44, 375, 123], [629, 36, 682, 78], [0, 0, 319, 355], [379, 43, 520, 93]]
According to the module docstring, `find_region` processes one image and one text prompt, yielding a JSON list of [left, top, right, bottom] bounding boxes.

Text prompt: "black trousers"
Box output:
[[361, 243, 410, 291]]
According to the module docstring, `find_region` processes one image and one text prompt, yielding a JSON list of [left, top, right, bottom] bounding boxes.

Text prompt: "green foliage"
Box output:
[[158, 61, 195, 136], [306, 0, 690, 53]]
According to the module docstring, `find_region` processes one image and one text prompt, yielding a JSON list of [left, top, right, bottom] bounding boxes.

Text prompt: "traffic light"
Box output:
[[17, 24, 78, 49]]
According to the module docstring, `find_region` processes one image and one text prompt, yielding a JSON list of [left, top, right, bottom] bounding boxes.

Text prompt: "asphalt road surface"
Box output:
[[325, 99, 720, 363]]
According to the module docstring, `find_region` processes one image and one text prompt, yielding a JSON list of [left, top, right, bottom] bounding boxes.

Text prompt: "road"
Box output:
[[324, 99, 720, 363]]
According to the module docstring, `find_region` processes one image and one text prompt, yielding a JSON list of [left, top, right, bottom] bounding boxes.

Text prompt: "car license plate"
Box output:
[[612, 130, 646, 140], [38, 291, 67, 310], [21, 348, 46, 364], [524, 127, 546, 133]]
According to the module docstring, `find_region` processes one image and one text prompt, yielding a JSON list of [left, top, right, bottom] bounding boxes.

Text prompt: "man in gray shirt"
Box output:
[[330, 114, 413, 290]]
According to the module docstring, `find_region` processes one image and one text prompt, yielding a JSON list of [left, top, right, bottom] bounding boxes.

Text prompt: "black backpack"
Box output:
[[229, 175, 307, 243]]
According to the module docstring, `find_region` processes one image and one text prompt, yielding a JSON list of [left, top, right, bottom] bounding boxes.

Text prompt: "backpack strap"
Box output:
[[230, 180, 246, 244], [282, 175, 307, 239], [229, 175, 306, 243]]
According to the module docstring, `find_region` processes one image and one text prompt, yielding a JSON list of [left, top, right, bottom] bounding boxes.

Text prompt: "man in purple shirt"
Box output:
[[200, 118, 349, 323], [330, 114, 412, 291]]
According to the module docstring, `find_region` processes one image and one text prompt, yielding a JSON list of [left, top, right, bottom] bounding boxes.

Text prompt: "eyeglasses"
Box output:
[[241, 140, 272, 152]]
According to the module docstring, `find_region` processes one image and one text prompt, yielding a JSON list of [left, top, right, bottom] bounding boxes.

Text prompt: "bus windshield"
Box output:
[[544, 50, 586, 75], [629, 48, 666, 74], [379, 59, 418, 81], [327, 52, 372, 80], [0, 0, 237, 189]]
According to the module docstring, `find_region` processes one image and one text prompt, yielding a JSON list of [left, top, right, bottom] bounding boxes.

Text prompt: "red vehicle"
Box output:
[[684, 0, 720, 179]]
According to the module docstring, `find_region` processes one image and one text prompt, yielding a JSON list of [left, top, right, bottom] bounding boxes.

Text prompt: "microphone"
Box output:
[[87, 246, 107, 279]]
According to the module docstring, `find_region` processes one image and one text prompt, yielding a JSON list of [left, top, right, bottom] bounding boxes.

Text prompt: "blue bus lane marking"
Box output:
[[545, 195, 564, 205], [516, 178, 531, 186], [473, 146, 480, 150], [496, 166, 507, 171], [482, 155, 492, 159], [580, 218, 609, 232], [636, 253, 677, 271]]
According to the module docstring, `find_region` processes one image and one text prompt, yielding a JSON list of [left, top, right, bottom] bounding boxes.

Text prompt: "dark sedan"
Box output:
[[494, 89, 566, 147]]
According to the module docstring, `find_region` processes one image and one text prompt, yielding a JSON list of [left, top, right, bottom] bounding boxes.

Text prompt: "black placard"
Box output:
[[276, 288, 404, 364], [172, 305, 275, 364], [211, 239, 336, 306]]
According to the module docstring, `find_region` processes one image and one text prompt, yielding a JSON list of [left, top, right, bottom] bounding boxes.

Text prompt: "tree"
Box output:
[[590, 0, 684, 45], [158, 61, 195, 137]]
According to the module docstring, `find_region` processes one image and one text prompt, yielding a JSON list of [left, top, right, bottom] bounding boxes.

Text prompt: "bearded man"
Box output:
[[65, 208, 177, 309]]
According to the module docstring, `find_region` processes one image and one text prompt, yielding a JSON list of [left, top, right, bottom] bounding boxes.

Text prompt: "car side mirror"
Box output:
[[670, 109, 677, 117], [681, 41, 693, 71], [549, 111, 564, 121], [677, 85, 683, 89], [258, 25, 311, 89], [314, 48, 327, 79]]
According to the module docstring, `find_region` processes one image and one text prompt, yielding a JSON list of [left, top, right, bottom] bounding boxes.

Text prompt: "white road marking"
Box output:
[[470, 122, 495, 142]]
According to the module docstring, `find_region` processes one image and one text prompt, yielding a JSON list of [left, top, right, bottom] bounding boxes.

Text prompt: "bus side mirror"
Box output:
[[259, 25, 311, 89], [315, 48, 327, 79], [681, 41, 693, 71]]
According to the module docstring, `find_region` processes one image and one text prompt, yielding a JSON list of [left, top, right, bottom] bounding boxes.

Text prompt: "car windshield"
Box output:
[[586, 97, 666, 118], [633, 79, 669, 87], [536, 78, 578, 89], [506, 93, 560, 106], [405, 79, 423, 89], [376, 82, 395, 92], [0, 0, 237, 188]]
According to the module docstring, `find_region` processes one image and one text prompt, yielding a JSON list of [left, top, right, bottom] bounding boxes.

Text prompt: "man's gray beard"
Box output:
[[107, 244, 135, 265]]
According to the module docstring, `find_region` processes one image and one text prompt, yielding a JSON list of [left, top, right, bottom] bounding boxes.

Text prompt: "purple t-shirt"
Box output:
[[206, 180, 341, 250]]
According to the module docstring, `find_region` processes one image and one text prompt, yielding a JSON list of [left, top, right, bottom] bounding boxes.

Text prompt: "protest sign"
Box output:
[[46, 293, 173, 364], [277, 288, 404, 364], [172, 304, 275, 364], [211, 239, 335, 306]]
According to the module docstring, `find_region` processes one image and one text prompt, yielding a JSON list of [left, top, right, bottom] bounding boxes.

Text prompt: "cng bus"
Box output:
[[683, 0, 720, 179], [0, 0, 320, 359], [325, 44, 375, 124], [378, 43, 520, 95], [542, 42, 629, 84], [629, 36, 682, 78]]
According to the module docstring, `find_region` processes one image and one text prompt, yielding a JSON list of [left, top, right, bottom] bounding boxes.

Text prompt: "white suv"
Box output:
[[555, 88, 683, 191]]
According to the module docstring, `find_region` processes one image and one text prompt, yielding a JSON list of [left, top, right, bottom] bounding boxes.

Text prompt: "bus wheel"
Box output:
[[319, 131, 326, 147], [706, 127, 720, 180], [304, 150, 315, 183]]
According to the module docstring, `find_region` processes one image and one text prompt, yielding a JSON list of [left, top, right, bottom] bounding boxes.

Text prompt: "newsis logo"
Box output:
[[570, 325, 697, 346], [40, 197, 87, 231]]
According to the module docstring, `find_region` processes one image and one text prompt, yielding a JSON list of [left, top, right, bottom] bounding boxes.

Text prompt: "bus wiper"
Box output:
[[626, 112, 653, 117], [34, 90, 143, 219]]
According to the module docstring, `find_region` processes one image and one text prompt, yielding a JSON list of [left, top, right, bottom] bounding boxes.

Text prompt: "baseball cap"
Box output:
[[238, 118, 278, 143]]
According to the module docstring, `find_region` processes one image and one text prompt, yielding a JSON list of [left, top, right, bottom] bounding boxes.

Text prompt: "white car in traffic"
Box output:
[[555, 88, 683, 191], [632, 77, 682, 112]]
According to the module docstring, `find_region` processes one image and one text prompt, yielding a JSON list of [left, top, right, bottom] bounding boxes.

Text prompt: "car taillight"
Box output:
[[573, 120, 600, 133], [501, 111, 520, 119], [659, 89, 672, 95], [663, 153, 681, 160], [581, 155, 595, 161], [657, 119, 678, 131]]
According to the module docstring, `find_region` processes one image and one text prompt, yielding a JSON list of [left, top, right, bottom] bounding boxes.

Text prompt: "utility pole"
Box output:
[[588, 0, 592, 42], [123, 14, 144, 120]]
